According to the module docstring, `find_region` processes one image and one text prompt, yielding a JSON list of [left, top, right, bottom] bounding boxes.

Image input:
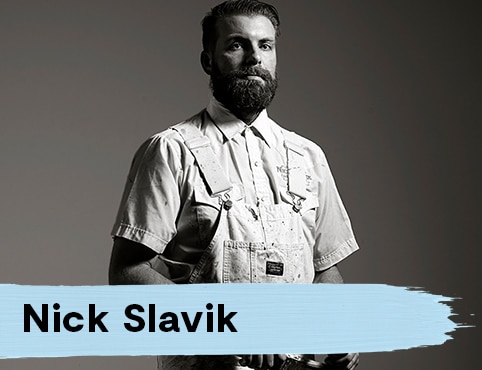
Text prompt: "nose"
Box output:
[[245, 46, 261, 66]]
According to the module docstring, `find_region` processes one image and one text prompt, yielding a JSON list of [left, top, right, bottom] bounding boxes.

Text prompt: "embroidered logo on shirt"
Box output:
[[277, 165, 289, 182], [266, 261, 284, 276], [277, 165, 313, 187]]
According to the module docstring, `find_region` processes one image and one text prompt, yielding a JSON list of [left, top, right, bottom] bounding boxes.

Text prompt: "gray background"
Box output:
[[0, 0, 480, 369]]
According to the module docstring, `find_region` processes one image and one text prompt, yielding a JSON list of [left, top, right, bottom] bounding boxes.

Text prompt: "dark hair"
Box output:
[[202, 0, 280, 52]]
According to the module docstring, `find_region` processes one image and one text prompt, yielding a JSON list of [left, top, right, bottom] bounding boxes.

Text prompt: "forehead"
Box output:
[[215, 15, 276, 43]]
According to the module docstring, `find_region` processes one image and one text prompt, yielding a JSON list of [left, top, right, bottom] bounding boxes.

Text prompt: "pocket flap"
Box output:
[[193, 183, 245, 209], [300, 193, 319, 214]]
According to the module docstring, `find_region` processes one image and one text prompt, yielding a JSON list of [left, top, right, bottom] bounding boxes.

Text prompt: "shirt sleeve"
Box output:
[[111, 133, 182, 253], [312, 147, 359, 271]]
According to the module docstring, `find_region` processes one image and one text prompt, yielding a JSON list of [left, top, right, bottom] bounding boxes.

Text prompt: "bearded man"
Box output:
[[109, 1, 360, 369]]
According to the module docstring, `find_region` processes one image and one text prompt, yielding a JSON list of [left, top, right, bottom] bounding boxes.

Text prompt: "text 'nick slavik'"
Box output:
[[23, 303, 238, 333]]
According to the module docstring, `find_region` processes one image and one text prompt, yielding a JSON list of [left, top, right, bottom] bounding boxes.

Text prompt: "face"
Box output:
[[202, 15, 278, 118], [208, 14, 277, 79]]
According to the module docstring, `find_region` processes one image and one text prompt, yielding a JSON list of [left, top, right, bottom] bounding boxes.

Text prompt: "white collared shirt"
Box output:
[[111, 98, 359, 271]]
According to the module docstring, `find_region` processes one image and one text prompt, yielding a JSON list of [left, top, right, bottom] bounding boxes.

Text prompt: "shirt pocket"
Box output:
[[300, 192, 319, 232], [192, 183, 245, 246], [301, 193, 319, 213], [192, 185, 222, 246]]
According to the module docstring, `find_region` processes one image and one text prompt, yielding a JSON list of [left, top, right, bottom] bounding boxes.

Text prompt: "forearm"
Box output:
[[109, 260, 174, 285], [108, 237, 175, 285], [313, 265, 344, 284]]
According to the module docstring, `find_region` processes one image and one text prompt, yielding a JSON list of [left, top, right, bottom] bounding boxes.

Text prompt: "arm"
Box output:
[[108, 237, 174, 285], [313, 264, 344, 284], [109, 135, 182, 286]]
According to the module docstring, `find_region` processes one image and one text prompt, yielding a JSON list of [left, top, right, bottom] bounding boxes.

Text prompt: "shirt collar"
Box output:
[[206, 98, 276, 147]]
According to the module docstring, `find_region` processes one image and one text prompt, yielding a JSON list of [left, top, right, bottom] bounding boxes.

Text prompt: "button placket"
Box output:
[[244, 127, 272, 206]]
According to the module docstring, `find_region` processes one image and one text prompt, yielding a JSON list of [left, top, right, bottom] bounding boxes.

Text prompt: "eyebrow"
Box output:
[[224, 35, 276, 44]]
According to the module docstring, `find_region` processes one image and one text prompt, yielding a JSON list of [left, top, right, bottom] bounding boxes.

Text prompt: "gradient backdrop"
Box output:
[[0, 1, 480, 369]]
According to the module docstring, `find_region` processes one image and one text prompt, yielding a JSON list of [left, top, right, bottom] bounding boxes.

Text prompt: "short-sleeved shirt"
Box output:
[[111, 98, 359, 271]]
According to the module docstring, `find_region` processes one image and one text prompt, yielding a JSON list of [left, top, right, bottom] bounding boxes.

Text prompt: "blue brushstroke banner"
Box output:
[[0, 284, 461, 359]]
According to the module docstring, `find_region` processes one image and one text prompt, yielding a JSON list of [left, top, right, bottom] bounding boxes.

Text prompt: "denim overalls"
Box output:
[[171, 119, 315, 285], [157, 119, 315, 369]]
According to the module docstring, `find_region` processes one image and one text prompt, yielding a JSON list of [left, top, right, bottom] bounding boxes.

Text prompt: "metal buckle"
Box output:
[[219, 192, 233, 210], [288, 191, 304, 213]]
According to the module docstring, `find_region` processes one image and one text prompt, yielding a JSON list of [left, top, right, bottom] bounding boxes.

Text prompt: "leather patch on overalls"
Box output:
[[266, 261, 284, 276]]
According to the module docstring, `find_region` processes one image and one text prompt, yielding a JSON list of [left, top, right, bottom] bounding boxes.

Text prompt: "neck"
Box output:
[[234, 110, 261, 125]]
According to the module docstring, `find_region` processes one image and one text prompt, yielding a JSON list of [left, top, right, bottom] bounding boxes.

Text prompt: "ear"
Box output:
[[200, 51, 213, 75]]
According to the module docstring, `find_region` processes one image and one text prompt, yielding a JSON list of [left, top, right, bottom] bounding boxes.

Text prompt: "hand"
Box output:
[[324, 353, 359, 370], [238, 354, 287, 369]]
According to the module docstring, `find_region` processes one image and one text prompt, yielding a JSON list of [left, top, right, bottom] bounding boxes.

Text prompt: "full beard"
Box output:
[[210, 66, 278, 119]]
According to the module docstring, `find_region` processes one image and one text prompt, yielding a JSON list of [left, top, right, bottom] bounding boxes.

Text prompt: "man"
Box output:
[[109, 1, 360, 369]]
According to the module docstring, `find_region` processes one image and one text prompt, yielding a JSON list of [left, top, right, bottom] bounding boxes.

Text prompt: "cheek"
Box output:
[[266, 57, 277, 78], [260, 50, 276, 73], [216, 54, 243, 74]]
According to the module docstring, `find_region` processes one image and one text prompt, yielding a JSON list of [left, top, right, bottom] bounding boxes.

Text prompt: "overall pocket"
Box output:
[[223, 241, 312, 283], [253, 242, 309, 283]]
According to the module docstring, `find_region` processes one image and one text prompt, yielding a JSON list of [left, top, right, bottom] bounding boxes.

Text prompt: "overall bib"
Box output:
[[157, 119, 316, 369]]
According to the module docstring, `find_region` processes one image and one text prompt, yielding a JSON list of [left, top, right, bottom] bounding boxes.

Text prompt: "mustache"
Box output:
[[228, 67, 273, 81]]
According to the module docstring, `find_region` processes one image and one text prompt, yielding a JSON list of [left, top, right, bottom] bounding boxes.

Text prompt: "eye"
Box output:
[[260, 43, 273, 51], [229, 42, 243, 51]]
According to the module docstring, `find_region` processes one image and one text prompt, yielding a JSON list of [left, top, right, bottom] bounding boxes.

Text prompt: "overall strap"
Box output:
[[171, 114, 232, 197], [283, 131, 307, 212]]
